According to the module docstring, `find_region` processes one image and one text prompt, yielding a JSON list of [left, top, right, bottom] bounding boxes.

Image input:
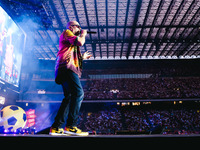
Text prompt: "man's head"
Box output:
[[67, 21, 81, 36]]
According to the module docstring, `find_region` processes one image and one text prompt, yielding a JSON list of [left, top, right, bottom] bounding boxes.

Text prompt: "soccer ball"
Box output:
[[0, 105, 27, 131]]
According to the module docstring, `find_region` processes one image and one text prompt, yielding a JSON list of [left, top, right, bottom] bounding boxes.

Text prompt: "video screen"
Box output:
[[0, 6, 25, 87]]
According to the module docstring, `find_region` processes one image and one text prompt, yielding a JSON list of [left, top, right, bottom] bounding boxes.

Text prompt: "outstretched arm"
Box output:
[[82, 51, 92, 60]]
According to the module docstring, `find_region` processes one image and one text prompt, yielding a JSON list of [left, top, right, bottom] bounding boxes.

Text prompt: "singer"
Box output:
[[49, 21, 92, 136]]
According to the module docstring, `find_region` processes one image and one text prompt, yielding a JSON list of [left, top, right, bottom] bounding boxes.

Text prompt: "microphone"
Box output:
[[87, 31, 97, 34]]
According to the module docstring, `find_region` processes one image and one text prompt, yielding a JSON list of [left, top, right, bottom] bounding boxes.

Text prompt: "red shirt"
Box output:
[[55, 29, 83, 79]]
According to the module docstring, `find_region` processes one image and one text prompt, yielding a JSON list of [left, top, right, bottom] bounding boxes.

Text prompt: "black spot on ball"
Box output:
[[7, 116, 17, 125], [23, 113, 26, 122], [10, 106, 19, 111], [1, 111, 3, 118], [8, 127, 13, 130]]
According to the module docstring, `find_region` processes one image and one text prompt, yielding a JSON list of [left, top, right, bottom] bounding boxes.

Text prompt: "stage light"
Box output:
[[172, 56, 177, 59], [115, 56, 120, 59], [160, 56, 165, 59], [134, 56, 140, 59], [38, 89, 46, 94], [167, 56, 171, 59], [121, 56, 126, 59], [147, 56, 153, 59], [153, 56, 159, 59], [0, 80, 5, 85], [191, 55, 196, 58], [0, 96, 5, 104], [141, 56, 146, 59], [128, 56, 133, 59]]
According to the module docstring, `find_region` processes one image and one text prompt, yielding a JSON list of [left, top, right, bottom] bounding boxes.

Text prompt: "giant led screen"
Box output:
[[0, 6, 25, 87]]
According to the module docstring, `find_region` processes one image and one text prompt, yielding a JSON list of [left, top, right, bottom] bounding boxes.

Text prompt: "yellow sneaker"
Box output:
[[64, 126, 89, 136], [49, 127, 64, 136]]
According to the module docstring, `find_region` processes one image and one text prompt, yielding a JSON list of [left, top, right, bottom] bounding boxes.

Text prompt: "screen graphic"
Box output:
[[0, 6, 25, 87]]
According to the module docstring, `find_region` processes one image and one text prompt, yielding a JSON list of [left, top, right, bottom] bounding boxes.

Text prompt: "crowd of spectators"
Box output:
[[124, 109, 149, 131], [83, 77, 200, 100], [84, 110, 122, 134], [77, 107, 200, 135], [77, 76, 200, 135], [146, 109, 200, 134]]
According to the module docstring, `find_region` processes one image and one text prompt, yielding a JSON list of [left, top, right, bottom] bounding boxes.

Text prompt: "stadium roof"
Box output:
[[1, 0, 200, 60]]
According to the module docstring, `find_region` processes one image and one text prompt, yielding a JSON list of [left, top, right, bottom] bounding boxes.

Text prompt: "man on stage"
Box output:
[[50, 21, 92, 136]]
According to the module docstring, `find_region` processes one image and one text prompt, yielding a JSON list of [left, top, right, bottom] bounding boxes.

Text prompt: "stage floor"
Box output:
[[0, 134, 200, 147]]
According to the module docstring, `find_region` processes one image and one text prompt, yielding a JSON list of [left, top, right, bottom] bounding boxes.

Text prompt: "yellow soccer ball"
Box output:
[[0, 105, 27, 131]]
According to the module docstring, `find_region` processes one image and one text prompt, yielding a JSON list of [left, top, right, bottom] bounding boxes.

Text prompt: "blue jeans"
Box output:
[[52, 70, 84, 128]]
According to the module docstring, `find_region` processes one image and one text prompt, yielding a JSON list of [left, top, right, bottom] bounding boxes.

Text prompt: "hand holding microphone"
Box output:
[[80, 29, 87, 37], [78, 29, 96, 48]]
